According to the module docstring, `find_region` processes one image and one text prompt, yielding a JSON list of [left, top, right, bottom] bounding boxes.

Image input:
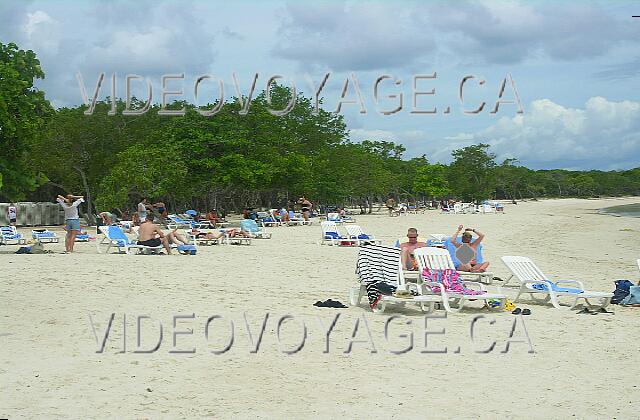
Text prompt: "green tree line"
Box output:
[[2, 43, 639, 216]]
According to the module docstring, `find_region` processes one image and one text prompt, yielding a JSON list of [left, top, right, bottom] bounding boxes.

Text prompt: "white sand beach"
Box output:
[[1, 197, 639, 418]]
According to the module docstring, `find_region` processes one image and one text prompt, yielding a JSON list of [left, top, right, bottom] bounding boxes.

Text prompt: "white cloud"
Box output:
[[436, 97, 640, 169]]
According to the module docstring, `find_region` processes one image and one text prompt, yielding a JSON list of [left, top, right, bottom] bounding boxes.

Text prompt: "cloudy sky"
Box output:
[[2, 0, 639, 170]]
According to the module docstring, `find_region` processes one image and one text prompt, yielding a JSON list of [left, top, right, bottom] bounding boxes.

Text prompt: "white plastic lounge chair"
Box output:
[[0, 226, 26, 245], [31, 229, 59, 243], [326, 212, 343, 224], [240, 219, 272, 239], [170, 229, 199, 254], [351, 244, 442, 314], [257, 211, 281, 227], [96, 225, 164, 254], [227, 233, 252, 245], [344, 225, 381, 246], [320, 221, 352, 246], [427, 233, 447, 248], [413, 247, 506, 313], [287, 211, 312, 226], [481, 204, 495, 214], [75, 230, 90, 242], [501, 256, 613, 309], [167, 214, 213, 230], [194, 232, 224, 246]]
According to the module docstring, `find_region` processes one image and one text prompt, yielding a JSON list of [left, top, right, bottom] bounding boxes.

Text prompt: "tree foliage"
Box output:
[[0, 43, 53, 200], [5, 42, 637, 213]]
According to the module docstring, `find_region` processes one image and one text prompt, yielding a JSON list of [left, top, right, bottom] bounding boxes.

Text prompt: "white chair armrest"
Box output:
[[461, 281, 485, 292], [555, 280, 585, 290]]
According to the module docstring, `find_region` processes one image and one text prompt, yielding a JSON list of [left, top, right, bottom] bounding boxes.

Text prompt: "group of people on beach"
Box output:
[[52, 193, 318, 254], [399, 224, 489, 273]]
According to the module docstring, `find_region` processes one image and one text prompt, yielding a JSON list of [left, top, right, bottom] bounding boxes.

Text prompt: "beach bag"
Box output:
[[620, 286, 640, 306], [611, 280, 634, 304]]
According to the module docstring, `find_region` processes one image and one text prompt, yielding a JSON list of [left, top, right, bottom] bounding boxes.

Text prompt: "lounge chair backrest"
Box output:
[[102, 225, 131, 245], [501, 256, 548, 282], [345, 225, 364, 237], [1, 226, 17, 234], [413, 247, 457, 271], [321, 221, 340, 236], [327, 212, 340, 221], [241, 219, 260, 233], [356, 244, 403, 286]]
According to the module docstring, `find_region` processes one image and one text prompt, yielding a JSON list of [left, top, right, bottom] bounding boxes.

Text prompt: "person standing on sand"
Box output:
[[400, 228, 426, 270], [137, 198, 150, 222], [7, 203, 17, 226], [56, 194, 84, 253], [386, 196, 396, 216], [298, 196, 312, 221]]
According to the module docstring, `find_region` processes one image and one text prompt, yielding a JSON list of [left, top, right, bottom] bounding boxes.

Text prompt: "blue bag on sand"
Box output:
[[611, 280, 634, 304], [620, 286, 640, 305]]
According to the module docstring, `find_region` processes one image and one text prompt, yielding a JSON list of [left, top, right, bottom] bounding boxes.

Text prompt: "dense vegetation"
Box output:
[[2, 43, 639, 216]]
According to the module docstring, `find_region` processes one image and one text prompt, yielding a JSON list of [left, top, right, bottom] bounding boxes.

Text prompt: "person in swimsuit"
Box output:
[[451, 224, 490, 272], [298, 196, 312, 221], [386, 196, 396, 216], [153, 201, 167, 222], [400, 228, 426, 270], [138, 212, 172, 254]]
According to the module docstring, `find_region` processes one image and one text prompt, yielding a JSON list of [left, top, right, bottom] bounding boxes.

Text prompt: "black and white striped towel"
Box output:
[[355, 245, 401, 308]]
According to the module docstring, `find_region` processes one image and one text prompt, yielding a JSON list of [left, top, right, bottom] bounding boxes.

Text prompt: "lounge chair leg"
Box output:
[[503, 275, 513, 287], [548, 292, 562, 309], [441, 296, 459, 313], [513, 286, 525, 303], [349, 285, 364, 306], [420, 302, 435, 313]]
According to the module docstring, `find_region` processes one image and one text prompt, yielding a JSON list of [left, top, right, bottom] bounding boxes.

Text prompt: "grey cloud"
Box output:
[[273, 2, 435, 72], [426, 1, 639, 65], [2, 1, 218, 106], [593, 57, 640, 80]]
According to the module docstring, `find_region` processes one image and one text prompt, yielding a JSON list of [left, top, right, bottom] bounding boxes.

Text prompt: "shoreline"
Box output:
[[598, 202, 640, 218]]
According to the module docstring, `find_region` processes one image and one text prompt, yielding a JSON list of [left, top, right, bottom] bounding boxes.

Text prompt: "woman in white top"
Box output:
[[56, 194, 84, 253], [7, 203, 17, 226]]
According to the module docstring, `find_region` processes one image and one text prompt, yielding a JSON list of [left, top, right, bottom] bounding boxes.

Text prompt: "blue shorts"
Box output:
[[66, 219, 81, 231]]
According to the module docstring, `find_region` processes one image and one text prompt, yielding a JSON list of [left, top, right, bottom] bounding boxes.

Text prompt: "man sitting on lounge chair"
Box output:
[[400, 228, 427, 270], [138, 213, 172, 254], [451, 224, 489, 273]]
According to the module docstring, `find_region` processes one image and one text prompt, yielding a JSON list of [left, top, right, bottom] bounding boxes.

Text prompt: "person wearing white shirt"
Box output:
[[56, 194, 84, 253], [7, 203, 17, 226]]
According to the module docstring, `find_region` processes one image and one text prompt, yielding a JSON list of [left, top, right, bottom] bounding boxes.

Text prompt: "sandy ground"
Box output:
[[1, 197, 639, 419]]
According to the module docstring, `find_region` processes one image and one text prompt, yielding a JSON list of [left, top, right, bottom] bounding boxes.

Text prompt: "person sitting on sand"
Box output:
[[400, 227, 427, 270], [450, 224, 489, 272], [138, 213, 172, 254]]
